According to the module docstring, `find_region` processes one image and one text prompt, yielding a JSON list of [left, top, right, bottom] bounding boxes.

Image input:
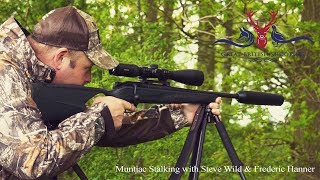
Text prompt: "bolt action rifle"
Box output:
[[31, 63, 284, 180]]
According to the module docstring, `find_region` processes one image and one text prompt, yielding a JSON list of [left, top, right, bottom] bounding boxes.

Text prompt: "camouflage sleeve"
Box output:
[[0, 63, 107, 178], [123, 105, 189, 129], [96, 105, 189, 147]]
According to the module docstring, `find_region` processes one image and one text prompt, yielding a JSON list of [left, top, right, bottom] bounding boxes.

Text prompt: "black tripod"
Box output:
[[170, 105, 246, 180]]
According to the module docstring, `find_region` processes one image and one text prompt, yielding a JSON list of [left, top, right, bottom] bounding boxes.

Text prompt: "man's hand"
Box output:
[[92, 96, 136, 130], [174, 97, 222, 125], [208, 97, 222, 117]]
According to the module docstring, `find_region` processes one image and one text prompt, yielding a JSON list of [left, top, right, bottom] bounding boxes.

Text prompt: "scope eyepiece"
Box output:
[[109, 63, 204, 86]]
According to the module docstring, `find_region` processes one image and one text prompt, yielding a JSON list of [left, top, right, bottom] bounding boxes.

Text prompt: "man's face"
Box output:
[[53, 51, 93, 86]]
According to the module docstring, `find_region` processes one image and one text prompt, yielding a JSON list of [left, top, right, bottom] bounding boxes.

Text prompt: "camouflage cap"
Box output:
[[32, 6, 119, 69]]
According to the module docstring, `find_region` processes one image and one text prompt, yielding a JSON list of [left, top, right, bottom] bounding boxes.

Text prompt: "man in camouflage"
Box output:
[[0, 6, 221, 179]]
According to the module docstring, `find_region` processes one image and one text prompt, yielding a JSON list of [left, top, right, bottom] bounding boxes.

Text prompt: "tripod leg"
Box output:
[[169, 106, 206, 180], [188, 111, 209, 180], [213, 115, 246, 180], [72, 163, 88, 180]]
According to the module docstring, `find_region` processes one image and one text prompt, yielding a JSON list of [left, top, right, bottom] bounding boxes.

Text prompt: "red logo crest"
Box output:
[[246, 11, 278, 49]]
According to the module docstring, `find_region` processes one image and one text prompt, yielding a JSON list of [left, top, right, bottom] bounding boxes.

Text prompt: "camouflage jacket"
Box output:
[[0, 17, 188, 179]]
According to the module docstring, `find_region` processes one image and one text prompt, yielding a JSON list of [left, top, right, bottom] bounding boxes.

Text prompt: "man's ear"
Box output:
[[52, 48, 69, 70]]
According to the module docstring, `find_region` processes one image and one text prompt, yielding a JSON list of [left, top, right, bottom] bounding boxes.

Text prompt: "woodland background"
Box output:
[[0, 0, 319, 179]]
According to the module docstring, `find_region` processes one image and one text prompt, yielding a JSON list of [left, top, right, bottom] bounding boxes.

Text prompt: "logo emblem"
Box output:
[[214, 10, 313, 49]]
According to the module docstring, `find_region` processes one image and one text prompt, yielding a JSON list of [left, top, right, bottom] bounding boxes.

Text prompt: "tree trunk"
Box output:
[[161, 0, 174, 58], [289, 0, 320, 179], [196, 1, 216, 90], [221, 18, 234, 100], [145, 0, 157, 23]]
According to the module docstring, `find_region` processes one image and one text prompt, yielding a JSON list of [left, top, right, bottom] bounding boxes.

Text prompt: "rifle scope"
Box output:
[[109, 63, 204, 86]]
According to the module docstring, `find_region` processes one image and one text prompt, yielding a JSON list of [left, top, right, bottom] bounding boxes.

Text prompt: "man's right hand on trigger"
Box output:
[[92, 96, 136, 130]]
